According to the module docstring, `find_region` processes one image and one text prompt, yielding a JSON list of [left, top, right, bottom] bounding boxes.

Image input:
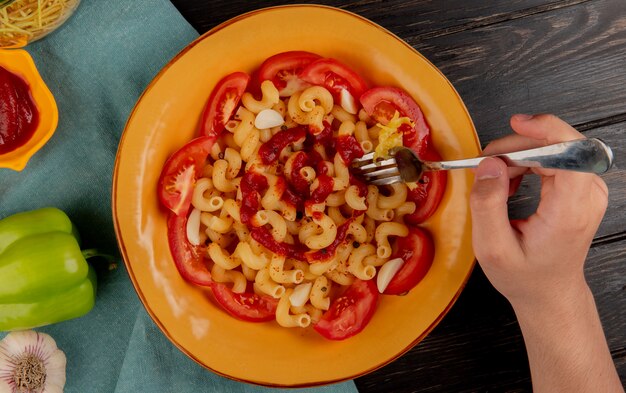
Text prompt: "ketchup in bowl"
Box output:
[[0, 65, 39, 154]]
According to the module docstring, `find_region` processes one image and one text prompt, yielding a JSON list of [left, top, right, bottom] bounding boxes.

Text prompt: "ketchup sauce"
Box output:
[[251, 226, 308, 261], [305, 218, 355, 262], [285, 151, 310, 195], [258, 126, 307, 164], [309, 175, 334, 203], [335, 134, 364, 165], [250, 120, 367, 263], [0, 66, 39, 154], [240, 172, 269, 224], [349, 175, 368, 198]]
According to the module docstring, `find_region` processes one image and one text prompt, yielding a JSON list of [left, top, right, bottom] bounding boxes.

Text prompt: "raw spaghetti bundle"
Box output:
[[0, 0, 79, 47]]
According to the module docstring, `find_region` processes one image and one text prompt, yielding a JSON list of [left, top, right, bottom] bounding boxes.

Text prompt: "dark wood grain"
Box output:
[[170, 0, 580, 36], [168, 0, 626, 391], [413, 0, 626, 143]]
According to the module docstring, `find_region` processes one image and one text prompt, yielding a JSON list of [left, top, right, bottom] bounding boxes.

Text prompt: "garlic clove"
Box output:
[[254, 109, 285, 129], [340, 89, 358, 115], [186, 208, 202, 246], [289, 282, 313, 307], [377, 257, 405, 293]]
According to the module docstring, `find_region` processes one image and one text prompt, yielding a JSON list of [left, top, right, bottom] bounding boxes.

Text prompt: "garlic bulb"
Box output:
[[0, 330, 66, 393]]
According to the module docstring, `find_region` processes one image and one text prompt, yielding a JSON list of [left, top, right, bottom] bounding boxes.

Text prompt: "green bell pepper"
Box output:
[[0, 207, 97, 331]]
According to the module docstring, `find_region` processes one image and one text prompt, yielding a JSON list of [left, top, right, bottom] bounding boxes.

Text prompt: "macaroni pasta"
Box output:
[[159, 54, 442, 339]]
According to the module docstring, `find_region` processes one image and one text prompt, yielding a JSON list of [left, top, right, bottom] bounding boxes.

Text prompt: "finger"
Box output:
[[482, 134, 539, 179], [482, 133, 546, 155], [470, 157, 520, 262], [511, 113, 591, 186], [510, 113, 584, 143], [510, 114, 595, 225]]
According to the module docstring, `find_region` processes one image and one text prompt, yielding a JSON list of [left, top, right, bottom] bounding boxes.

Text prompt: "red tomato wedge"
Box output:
[[210, 283, 278, 322], [199, 71, 250, 137], [167, 213, 212, 286], [300, 58, 368, 101], [360, 86, 447, 222], [384, 226, 434, 295], [158, 136, 214, 217], [404, 148, 447, 224], [257, 51, 321, 97], [360, 86, 431, 157], [314, 279, 378, 340]]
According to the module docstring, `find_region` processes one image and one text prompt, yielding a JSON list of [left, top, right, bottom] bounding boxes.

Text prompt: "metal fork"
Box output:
[[351, 138, 614, 186]]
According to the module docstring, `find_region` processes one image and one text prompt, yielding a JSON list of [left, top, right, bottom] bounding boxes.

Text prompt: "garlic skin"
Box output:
[[0, 331, 66, 393]]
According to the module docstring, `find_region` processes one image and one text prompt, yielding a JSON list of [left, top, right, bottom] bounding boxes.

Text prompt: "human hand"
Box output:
[[469, 114, 609, 310]]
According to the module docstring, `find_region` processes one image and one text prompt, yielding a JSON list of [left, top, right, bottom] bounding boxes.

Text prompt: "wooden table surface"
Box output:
[[169, 1, 626, 391]]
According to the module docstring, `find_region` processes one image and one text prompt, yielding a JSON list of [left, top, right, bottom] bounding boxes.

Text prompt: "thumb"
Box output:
[[470, 157, 518, 259]]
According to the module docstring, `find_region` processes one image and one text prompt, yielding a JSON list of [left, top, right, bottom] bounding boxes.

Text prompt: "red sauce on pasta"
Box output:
[[0, 66, 39, 154], [308, 174, 334, 204], [259, 126, 307, 164], [306, 121, 333, 146], [250, 226, 308, 261], [274, 175, 287, 195], [240, 172, 269, 224], [251, 216, 355, 263], [305, 218, 354, 262], [335, 134, 364, 165], [245, 113, 368, 266], [309, 150, 329, 175], [281, 188, 305, 211], [349, 175, 368, 198], [285, 151, 311, 194]]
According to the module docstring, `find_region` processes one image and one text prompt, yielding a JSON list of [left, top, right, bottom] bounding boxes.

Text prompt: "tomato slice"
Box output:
[[157, 136, 214, 216], [257, 51, 321, 97], [167, 213, 212, 286], [384, 226, 434, 295], [199, 71, 250, 137], [210, 283, 278, 322], [314, 279, 378, 340], [299, 58, 368, 101], [360, 86, 430, 157], [360, 86, 446, 222], [404, 147, 447, 224]]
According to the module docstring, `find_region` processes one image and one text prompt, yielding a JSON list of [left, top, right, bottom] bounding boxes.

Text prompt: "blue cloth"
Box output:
[[0, 1, 358, 392]]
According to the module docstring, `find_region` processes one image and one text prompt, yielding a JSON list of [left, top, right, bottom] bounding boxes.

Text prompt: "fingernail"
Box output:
[[476, 157, 503, 180], [513, 113, 534, 121]]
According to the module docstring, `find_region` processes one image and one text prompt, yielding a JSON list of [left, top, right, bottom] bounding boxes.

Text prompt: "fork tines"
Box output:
[[351, 152, 403, 186]]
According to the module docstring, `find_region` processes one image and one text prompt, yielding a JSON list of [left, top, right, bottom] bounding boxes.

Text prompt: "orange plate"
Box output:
[[0, 49, 58, 171], [113, 5, 480, 387]]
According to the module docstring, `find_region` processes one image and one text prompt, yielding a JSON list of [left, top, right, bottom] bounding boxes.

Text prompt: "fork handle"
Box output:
[[424, 138, 613, 174]]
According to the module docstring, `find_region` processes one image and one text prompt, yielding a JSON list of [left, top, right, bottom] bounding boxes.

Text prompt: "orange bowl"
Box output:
[[0, 49, 58, 171], [113, 5, 480, 387]]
